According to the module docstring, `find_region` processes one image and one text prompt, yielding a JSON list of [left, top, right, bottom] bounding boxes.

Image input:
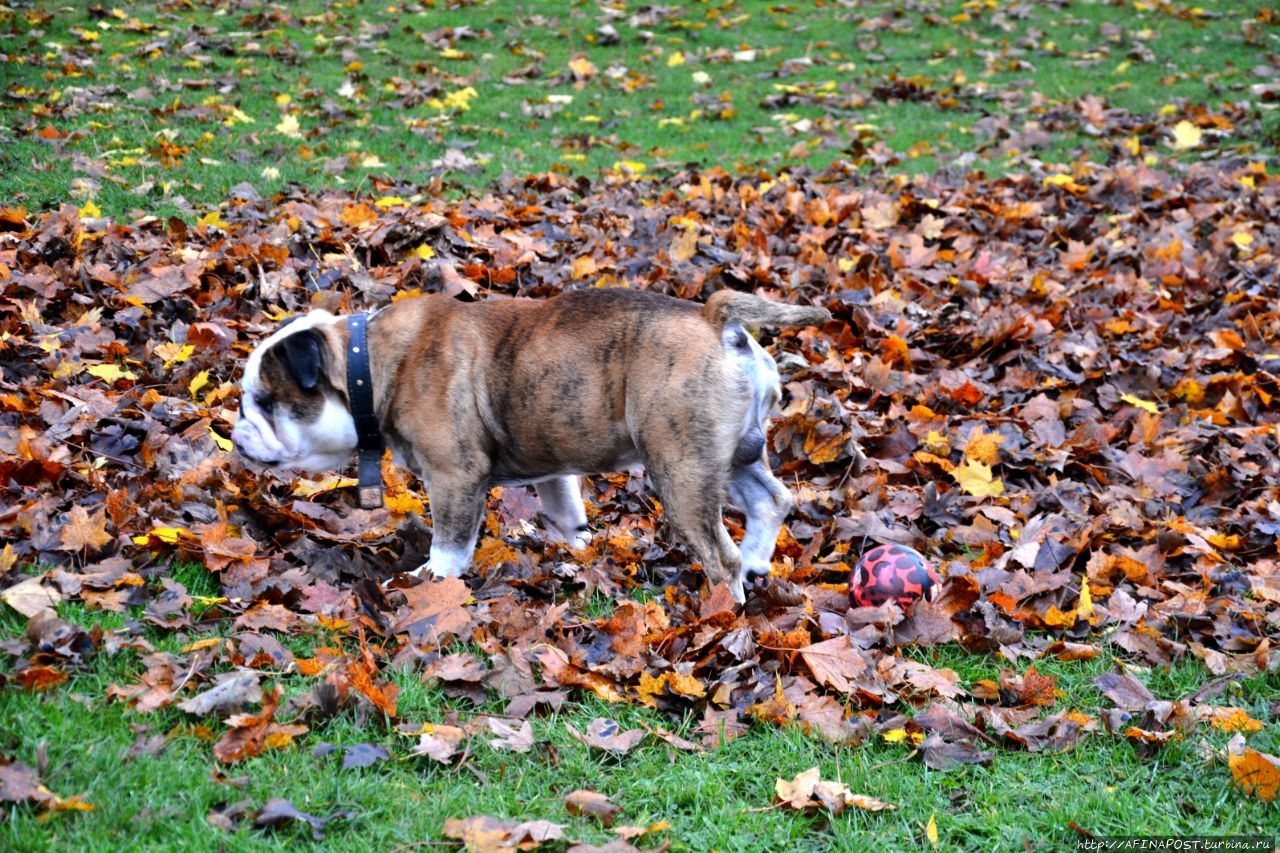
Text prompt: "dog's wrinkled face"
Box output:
[[232, 311, 358, 473]]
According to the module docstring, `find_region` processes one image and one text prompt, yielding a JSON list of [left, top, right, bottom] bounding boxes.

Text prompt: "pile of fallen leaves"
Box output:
[[2, 157, 1279, 818]]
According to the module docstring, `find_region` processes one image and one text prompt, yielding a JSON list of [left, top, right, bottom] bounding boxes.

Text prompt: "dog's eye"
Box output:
[[253, 393, 275, 414]]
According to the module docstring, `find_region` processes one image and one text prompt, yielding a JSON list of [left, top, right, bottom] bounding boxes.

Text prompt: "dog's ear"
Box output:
[[281, 328, 323, 391]]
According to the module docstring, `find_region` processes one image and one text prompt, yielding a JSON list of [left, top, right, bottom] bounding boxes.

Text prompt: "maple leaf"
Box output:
[[58, 505, 113, 553], [1228, 740, 1280, 803], [390, 577, 474, 640], [798, 636, 869, 694]]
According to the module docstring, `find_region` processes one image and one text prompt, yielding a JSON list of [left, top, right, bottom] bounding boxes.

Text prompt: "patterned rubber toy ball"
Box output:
[[849, 544, 941, 608]]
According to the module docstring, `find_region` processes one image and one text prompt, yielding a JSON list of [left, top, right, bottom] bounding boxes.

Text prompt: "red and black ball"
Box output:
[[849, 544, 941, 608]]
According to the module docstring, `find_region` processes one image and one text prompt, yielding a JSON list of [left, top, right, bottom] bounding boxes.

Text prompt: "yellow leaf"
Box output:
[[80, 200, 102, 219], [132, 527, 188, 545], [837, 257, 855, 272], [444, 86, 477, 111], [1169, 120, 1202, 151], [359, 153, 386, 168], [954, 459, 1004, 497], [155, 342, 194, 368], [881, 728, 923, 745], [670, 224, 699, 263], [209, 425, 233, 452], [189, 370, 210, 399], [1120, 393, 1158, 414], [1198, 707, 1264, 733], [924, 430, 950, 454], [275, 113, 303, 139], [291, 474, 357, 497], [1078, 577, 1094, 618], [384, 491, 426, 515], [926, 813, 939, 848], [183, 638, 224, 652], [667, 51, 685, 68], [265, 731, 296, 751], [197, 210, 226, 229], [1042, 173, 1084, 193], [411, 244, 435, 260], [612, 160, 646, 176], [374, 196, 407, 210], [571, 255, 599, 279], [87, 363, 136, 383], [1231, 232, 1253, 248], [963, 428, 1004, 465], [568, 55, 597, 80], [225, 108, 254, 126]]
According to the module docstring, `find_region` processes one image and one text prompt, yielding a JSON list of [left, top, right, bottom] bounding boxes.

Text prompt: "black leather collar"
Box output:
[[345, 313, 384, 508]]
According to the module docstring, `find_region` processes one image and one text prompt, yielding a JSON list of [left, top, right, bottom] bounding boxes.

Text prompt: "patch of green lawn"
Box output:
[[2, 594, 1276, 851], [1, 1, 1272, 218]]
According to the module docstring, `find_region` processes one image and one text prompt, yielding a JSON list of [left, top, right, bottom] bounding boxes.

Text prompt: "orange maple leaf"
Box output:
[[58, 505, 113, 553]]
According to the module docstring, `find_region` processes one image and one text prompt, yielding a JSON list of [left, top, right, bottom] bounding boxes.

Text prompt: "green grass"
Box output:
[[1, 0, 1274, 218], [2, 593, 1276, 851], [3, 1, 1279, 848]]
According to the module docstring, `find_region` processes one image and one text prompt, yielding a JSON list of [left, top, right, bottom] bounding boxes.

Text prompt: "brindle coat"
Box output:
[[232, 288, 829, 602]]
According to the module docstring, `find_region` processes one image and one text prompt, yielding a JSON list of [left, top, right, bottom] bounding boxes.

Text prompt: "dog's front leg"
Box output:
[[418, 476, 488, 578]]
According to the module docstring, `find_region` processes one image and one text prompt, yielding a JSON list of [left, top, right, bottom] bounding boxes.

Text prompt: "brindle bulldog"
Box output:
[[232, 288, 829, 602]]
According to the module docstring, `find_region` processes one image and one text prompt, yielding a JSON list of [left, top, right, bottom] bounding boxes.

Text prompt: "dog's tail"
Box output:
[[703, 290, 830, 329]]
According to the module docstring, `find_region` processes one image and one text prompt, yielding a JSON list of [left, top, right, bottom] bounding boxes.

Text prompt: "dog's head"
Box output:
[[231, 310, 358, 473]]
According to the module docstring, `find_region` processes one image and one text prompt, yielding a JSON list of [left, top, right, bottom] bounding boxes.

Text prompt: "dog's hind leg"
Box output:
[[728, 455, 792, 587], [647, 462, 745, 602], [536, 476, 591, 549]]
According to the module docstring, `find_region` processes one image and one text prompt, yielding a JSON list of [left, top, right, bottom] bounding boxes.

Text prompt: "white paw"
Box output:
[[425, 545, 471, 579]]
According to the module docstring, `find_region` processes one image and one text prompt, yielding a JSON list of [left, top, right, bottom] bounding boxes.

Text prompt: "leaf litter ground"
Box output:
[[1, 155, 1279, 844]]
